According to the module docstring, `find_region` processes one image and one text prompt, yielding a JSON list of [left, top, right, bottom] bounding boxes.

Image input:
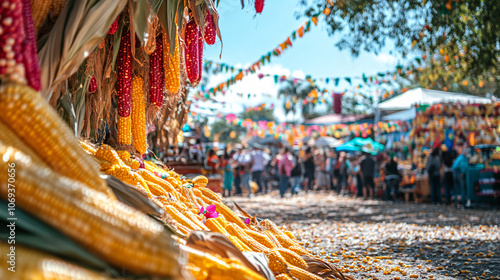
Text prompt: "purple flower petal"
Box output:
[[206, 204, 216, 213], [207, 212, 219, 219], [199, 206, 205, 215], [245, 218, 250, 225]]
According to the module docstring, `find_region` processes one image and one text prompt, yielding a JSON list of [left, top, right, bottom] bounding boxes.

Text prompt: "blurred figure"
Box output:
[[238, 148, 253, 198], [385, 155, 402, 201], [352, 156, 363, 198], [205, 149, 219, 174], [303, 147, 315, 192], [315, 150, 328, 190], [360, 152, 375, 199], [290, 153, 302, 195], [326, 150, 336, 191], [338, 152, 350, 195], [222, 150, 235, 197], [426, 148, 442, 204], [251, 144, 270, 194], [232, 146, 243, 196], [452, 149, 469, 206], [442, 150, 455, 204], [278, 147, 295, 198]]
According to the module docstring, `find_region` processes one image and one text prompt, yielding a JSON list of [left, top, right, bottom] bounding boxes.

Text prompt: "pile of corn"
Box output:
[[87, 142, 342, 280]]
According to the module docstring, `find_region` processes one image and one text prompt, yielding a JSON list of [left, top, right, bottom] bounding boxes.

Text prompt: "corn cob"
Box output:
[[192, 175, 209, 187], [108, 16, 119, 34], [184, 19, 200, 85], [264, 231, 284, 248], [117, 150, 130, 160], [213, 200, 247, 228], [204, 10, 216, 45], [288, 245, 312, 257], [0, 145, 180, 276], [164, 205, 202, 231], [123, 157, 139, 169], [261, 220, 299, 248], [117, 29, 132, 117], [117, 115, 132, 145], [265, 250, 288, 274], [89, 75, 97, 93], [0, 83, 113, 198], [205, 217, 229, 235], [288, 265, 323, 280], [79, 140, 97, 155], [21, 0, 41, 91], [146, 180, 173, 198], [29, 0, 50, 34], [176, 223, 190, 235], [184, 245, 266, 280], [182, 208, 209, 231], [1, 0, 26, 84], [0, 121, 46, 167], [215, 214, 228, 228], [226, 224, 268, 253], [95, 144, 123, 166], [48, 0, 65, 21], [0, 242, 112, 280], [275, 248, 308, 269], [131, 76, 147, 154], [255, 0, 265, 14], [275, 274, 294, 280], [163, 30, 180, 93], [244, 229, 277, 249], [229, 236, 253, 252], [284, 230, 297, 240], [138, 169, 180, 199], [200, 186, 222, 203], [196, 27, 204, 85], [94, 158, 114, 171], [187, 263, 208, 280], [149, 33, 164, 107]]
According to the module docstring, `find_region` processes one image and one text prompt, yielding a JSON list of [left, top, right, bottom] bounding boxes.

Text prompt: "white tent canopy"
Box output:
[[382, 107, 416, 121], [378, 88, 491, 111]]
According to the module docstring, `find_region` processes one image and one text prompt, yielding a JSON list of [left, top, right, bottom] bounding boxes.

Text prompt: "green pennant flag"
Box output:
[[274, 75, 279, 83], [345, 77, 352, 84], [326, 78, 330, 83], [362, 73, 368, 83], [261, 57, 265, 65], [415, 57, 422, 64], [377, 72, 385, 77], [211, 88, 216, 95], [335, 78, 340, 86], [273, 50, 278, 56], [266, 53, 271, 62], [292, 31, 296, 40], [305, 20, 311, 31]]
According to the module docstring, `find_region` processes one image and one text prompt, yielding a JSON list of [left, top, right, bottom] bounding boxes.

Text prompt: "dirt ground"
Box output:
[[226, 192, 500, 280]]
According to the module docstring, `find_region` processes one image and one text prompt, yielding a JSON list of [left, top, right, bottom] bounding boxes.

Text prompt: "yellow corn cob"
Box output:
[[214, 200, 247, 228], [216, 214, 229, 228], [284, 231, 297, 240], [176, 223, 191, 235], [193, 189, 214, 206], [131, 76, 147, 154], [261, 220, 299, 248], [244, 229, 277, 249], [205, 217, 229, 235], [181, 208, 209, 231], [275, 274, 294, 280], [95, 144, 124, 166], [104, 165, 152, 197], [229, 236, 250, 252], [0, 121, 46, 167], [30, 0, 51, 34], [264, 231, 284, 248], [117, 115, 132, 145], [226, 224, 268, 253], [79, 140, 97, 155], [164, 205, 202, 231], [200, 187, 223, 203], [124, 157, 140, 169], [163, 31, 180, 93], [192, 175, 209, 187], [288, 265, 323, 280], [146, 181, 173, 198], [288, 245, 312, 257], [137, 169, 180, 200], [275, 248, 308, 269], [94, 157, 114, 171], [184, 245, 266, 280], [0, 83, 113, 198], [0, 144, 180, 276], [117, 150, 131, 160], [187, 263, 208, 280], [0, 242, 112, 280], [266, 250, 288, 274]]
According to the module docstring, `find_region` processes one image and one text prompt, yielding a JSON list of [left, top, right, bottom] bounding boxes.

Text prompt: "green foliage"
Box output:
[[210, 119, 246, 143], [241, 108, 276, 122], [300, 0, 499, 81], [278, 81, 316, 119]]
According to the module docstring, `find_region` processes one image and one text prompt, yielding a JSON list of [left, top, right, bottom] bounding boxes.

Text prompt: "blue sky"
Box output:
[[190, 0, 402, 122]]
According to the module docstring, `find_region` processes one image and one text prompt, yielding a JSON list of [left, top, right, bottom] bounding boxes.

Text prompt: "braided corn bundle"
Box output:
[[0, 144, 180, 276], [117, 29, 132, 117], [0, 83, 113, 198], [149, 33, 164, 107], [184, 19, 200, 85]]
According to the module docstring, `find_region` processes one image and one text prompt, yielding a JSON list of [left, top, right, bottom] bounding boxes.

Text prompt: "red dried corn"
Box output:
[[89, 75, 97, 93], [204, 10, 216, 45], [184, 19, 200, 85], [117, 115, 132, 145], [21, 0, 41, 91], [196, 28, 204, 85], [131, 76, 147, 154], [149, 33, 164, 107], [0, 0, 26, 84], [117, 29, 132, 117], [0, 83, 113, 198], [255, 0, 265, 13], [108, 16, 118, 34], [163, 30, 180, 93]]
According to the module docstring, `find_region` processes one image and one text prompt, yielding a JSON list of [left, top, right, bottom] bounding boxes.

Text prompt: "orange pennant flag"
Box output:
[[298, 26, 304, 37], [312, 17, 318, 26], [280, 42, 287, 51], [286, 37, 292, 46]]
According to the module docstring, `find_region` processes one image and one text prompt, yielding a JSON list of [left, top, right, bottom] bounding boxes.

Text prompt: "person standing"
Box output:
[[360, 152, 376, 199], [290, 153, 302, 195], [278, 147, 295, 198], [315, 150, 328, 190], [205, 149, 219, 174], [452, 149, 469, 206], [303, 147, 315, 192], [442, 151, 455, 204], [232, 147, 243, 196], [238, 148, 253, 198], [222, 150, 235, 197], [326, 150, 335, 191], [250, 144, 270, 194], [426, 148, 442, 204], [384, 155, 402, 201]]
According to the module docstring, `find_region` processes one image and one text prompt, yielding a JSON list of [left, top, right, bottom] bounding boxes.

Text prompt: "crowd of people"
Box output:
[[159, 139, 472, 206]]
